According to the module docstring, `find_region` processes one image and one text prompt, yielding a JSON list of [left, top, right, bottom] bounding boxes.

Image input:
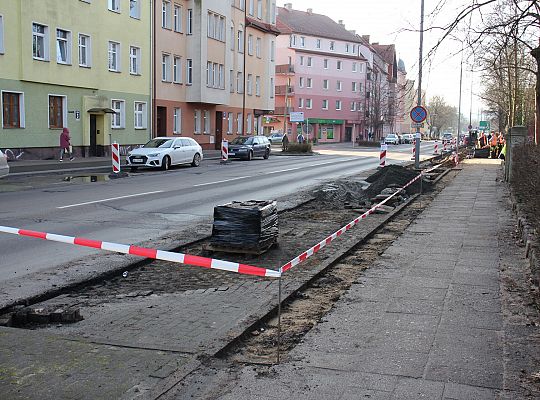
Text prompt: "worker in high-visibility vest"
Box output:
[[489, 132, 499, 158]]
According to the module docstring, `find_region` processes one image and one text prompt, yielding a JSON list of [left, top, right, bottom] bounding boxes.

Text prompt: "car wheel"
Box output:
[[247, 151, 253, 161], [162, 155, 171, 171], [191, 153, 201, 167], [263, 149, 270, 159], [130, 166, 138, 172]]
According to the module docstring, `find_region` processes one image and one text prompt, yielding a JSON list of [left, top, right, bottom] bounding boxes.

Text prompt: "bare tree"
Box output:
[[427, 95, 457, 137]]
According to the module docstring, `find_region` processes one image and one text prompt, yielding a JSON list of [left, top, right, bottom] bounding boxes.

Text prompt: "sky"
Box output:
[[280, 0, 483, 123]]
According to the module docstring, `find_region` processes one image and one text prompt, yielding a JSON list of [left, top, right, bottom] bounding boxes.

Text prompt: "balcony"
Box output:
[[275, 64, 295, 74], [275, 85, 295, 95], [274, 106, 295, 115]]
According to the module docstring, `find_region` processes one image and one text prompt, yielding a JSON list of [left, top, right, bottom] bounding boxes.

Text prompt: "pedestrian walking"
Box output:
[[282, 133, 289, 151], [297, 132, 305, 144], [59, 127, 74, 162]]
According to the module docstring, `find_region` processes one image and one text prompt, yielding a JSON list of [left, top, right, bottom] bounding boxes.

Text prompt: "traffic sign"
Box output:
[[411, 122, 424, 128], [289, 112, 305, 122], [410, 106, 427, 123]]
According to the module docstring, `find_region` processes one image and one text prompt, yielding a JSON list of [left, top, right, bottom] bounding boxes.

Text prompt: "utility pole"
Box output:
[[457, 44, 464, 156], [415, 0, 424, 169], [242, 4, 247, 136]]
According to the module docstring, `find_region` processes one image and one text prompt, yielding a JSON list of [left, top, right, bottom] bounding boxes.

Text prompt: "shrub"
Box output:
[[284, 143, 312, 153]]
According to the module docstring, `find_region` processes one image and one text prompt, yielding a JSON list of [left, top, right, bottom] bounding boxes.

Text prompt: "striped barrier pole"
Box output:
[[443, 141, 447, 152], [433, 141, 439, 155], [111, 142, 120, 173], [411, 140, 416, 160], [379, 144, 387, 168], [221, 139, 229, 164], [0, 226, 281, 278]]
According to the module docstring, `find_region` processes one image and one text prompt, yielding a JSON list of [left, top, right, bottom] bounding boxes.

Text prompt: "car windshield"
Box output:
[[231, 137, 254, 145], [143, 139, 174, 148], [387, 134, 396, 138]]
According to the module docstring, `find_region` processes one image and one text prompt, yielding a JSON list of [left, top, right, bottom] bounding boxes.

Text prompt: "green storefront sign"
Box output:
[[306, 118, 345, 125]]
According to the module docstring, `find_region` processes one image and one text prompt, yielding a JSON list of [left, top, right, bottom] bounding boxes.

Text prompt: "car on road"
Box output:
[[442, 133, 454, 144], [267, 133, 284, 144], [384, 133, 400, 145], [126, 137, 203, 171], [0, 150, 9, 178], [228, 135, 271, 160], [401, 133, 415, 144]]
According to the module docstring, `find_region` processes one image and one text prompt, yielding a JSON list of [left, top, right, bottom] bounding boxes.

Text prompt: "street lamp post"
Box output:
[[415, 0, 425, 169]]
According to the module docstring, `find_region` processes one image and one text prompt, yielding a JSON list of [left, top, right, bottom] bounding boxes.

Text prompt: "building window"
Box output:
[[290, 35, 296, 47], [352, 62, 357, 72], [56, 29, 71, 64], [256, 37, 261, 58], [0, 15, 4, 54], [298, 98, 303, 108], [32, 23, 49, 60], [48, 95, 66, 129], [316, 38, 321, 49], [299, 77, 304, 88], [111, 99, 125, 128], [162, 53, 171, 81], [306, 98, 312, 109], [300, 36, 305, 47], [336, 80, 342, 91], [230, 23, 235, 50], [323, 79, 329, 90], [359, 63, 365, 73], [323, 59, 328, 69], [174, 4, 182, 32], [256, 76, 260, 96], [229, 69, 234, 92], [237, 72, 243, 93], [78, 34, 91, 67], [345, 43, 350, 53], [108, 41, 120, 72], [330, 41, 335, 50], [306, 78, 312, 88], [350, 101, 356, 111], [134, 102, 147, 129], [335, 100, 341, 110], [247, 34, 253, 55], [237, 29, 244, 53], [307, 57, 312, 67], [219, 64, 224, 89], [257, 0, 262, 18], [322, 99, 328, 110], [337, 60, 343, 70], [186, 58, 193, 84], [194, 109, 201, 133], [271, 1, 276, 24], [130, 0, 140, 19], [203, 110, 210, 133], [247, 74, 252, 95], [130, 46, 141, 75], [2, 92, 24, 128], [187, 9, 193, 34], [247, 113, 252, 133], [206, 61, 212, 86], [237, 113, 242, 134], [173, 107, 181, 133], [227, 112, 233, 134], [270, 40, 275, 61], [352, 82, 357, 92], [162, 1, 171, 28], [299, 56, 304, 66], [108, 0, 120, 12], [359, 82, 363, 92], [208, 12, 225, 41], [173, 56, 182, 83]]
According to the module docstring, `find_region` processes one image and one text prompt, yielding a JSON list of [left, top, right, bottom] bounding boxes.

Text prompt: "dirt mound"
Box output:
[[312, 180, 369, 204], [365, 165, 428, 197]]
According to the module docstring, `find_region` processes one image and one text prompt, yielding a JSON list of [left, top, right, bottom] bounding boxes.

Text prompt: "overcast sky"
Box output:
[[281, 0, 483, 121]]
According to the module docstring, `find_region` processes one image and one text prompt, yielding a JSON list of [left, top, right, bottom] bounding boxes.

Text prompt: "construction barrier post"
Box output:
[[411, 140, 416, 160], [221, 139, 229, 164], [433, 141, 439, 155], [276, 275, 282, 365], [111, 142, 120, 174], [379, 144, 387, 168]]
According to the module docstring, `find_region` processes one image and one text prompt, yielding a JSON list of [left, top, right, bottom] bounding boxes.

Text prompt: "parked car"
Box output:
[[384, 133, 400, 145], [0, 150, 9, 178], [267, 133, 284, 144], [401, 133, 415, 144], [126, 137, 203, 171], [228, 135, 271, 160], [442, 133, 454, 144]]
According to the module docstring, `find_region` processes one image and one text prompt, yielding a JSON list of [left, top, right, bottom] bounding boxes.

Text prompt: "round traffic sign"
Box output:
[[410, 106, 427, 123]]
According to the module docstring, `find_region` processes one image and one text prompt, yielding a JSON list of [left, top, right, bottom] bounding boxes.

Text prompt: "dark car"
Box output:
[[228, 135, 271, 160]]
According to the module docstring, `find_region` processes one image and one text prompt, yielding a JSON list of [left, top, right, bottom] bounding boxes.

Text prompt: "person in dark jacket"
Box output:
[[59, 127, 74, 161], [282, 133, 289, 151]]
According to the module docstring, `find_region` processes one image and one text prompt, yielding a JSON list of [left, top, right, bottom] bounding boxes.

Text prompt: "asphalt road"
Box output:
[[0, 142, 435, 282]]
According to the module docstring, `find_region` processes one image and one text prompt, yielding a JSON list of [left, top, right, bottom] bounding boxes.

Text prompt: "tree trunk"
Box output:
[[531, 45, 540, 144]]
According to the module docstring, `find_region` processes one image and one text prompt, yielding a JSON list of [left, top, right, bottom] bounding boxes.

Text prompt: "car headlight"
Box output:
[[127, 152, 132, 157], [147, 153, 160, 157]]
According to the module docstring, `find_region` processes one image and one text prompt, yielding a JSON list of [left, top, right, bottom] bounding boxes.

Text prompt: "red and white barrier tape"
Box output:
[[0, 226, 281, 278]]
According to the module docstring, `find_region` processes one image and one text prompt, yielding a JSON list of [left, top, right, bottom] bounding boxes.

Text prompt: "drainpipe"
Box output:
[[151, 0, 155, 139]]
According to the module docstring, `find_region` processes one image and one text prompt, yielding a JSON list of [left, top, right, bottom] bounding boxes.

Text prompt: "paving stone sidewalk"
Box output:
[[216, 160, 538, 400]]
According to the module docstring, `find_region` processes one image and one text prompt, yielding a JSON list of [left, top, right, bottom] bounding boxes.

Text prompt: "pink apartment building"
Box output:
[[269, 5, 368, 143]]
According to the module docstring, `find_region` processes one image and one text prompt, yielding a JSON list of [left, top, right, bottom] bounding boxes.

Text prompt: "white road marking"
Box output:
[[193, 176, 250, 187], [57, 190, 164, 209]]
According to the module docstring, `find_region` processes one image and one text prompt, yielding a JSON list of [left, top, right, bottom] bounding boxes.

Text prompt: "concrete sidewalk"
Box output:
[[214, 159, 540, 399]]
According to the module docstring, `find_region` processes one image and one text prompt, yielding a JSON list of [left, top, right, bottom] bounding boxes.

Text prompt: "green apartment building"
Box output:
[[0, 0, 151, 159]]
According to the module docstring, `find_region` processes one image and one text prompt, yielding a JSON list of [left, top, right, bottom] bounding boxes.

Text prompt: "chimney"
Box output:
[[362, 35, 370, 43], [307, 8, 313, 14], [284, 3, 292, 11], [338, 20, 344, 26]]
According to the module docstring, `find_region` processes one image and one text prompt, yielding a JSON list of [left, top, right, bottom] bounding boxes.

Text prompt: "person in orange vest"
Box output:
[[478, 131, 487, 148], [489, 131, 499, 158]]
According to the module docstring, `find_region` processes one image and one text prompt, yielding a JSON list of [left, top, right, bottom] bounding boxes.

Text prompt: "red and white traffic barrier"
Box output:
[[379, 144, 387, 167], [433, 141, 439, 155], [411, 140, 416, 160], [221, 139, 229, 163], [443, 141, 448, 152], [112, 142, 120, 173], [0, 226, 281, 278]]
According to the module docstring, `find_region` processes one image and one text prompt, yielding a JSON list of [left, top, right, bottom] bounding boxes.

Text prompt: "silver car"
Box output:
[[0, 150, 9, 178], [126, 137, 203, 171]]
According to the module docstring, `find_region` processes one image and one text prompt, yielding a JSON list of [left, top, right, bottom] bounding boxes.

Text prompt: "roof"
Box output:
[[277, 7, 362, 43], [371, 44, 396, 66]]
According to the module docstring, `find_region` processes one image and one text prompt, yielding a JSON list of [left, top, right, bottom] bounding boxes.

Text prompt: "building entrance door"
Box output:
[[156, 107, 167, 136], [345, 126, 353, 142], [90, 114, 98, 156]]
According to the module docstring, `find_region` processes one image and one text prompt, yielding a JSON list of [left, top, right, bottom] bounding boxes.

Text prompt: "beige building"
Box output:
[[154, 0, 279, 150]]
